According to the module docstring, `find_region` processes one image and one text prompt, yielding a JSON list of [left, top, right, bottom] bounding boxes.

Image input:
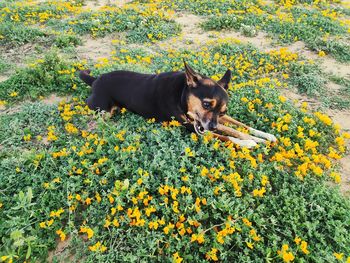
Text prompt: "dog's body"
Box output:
[[81, 70, 191, 124], [80, 64, 277, 148]]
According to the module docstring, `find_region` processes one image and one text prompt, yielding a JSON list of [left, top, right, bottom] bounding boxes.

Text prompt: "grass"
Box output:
[[1, 0, 350, 262], [0, 1, 181, 46], [169, 0, 350, 62]]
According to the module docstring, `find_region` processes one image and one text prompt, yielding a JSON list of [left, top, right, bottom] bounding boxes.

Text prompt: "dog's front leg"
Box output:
[[216, 124, 259, 148], [219, 115, 277, 142], [212, 132, 260, 148]]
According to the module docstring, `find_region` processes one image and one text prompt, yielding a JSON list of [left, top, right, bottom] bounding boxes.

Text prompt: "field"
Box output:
[[1, 0, 350, 262]]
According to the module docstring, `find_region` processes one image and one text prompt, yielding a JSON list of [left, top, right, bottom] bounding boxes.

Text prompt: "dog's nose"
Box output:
[[208, 121, 217, 131]]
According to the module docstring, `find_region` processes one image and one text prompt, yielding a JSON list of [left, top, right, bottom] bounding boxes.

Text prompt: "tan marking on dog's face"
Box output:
[[220, 104, 227, 115], [201, 78, 216, 86], [187, 94, 203, 115], [187, 95, 217, 127]]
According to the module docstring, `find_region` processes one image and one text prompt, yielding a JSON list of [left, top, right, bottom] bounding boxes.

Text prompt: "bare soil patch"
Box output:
[[0, 94, 68, 115], [269, 41, 349, 78], [339, 156, 350, 195], [84, 0, 132, 9], [76, 35, 118, 62], [169, 13, 272, 50], [0, 75, 9, 82], [41, 94, 70, 105], [0, 43, 36, 69], [47, 236, 78, 263]]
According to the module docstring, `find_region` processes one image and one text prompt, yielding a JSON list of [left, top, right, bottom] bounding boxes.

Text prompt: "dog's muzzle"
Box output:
[[187, 111, 206, 136], [194, 120, 205, 135]]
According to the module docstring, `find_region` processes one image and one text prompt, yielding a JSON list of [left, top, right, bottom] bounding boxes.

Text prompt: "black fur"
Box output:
[[79, 65, 230, 131]]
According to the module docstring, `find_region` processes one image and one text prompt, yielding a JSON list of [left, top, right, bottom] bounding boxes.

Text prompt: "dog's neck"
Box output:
[[180, 84, 188, 115]]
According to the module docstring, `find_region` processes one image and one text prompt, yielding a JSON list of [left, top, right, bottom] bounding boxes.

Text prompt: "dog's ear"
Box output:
[[184, 61, 201, 88], [217, 69, 231, 90]]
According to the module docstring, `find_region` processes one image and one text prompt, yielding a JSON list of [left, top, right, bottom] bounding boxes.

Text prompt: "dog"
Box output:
[[79, 62, 277, 148]]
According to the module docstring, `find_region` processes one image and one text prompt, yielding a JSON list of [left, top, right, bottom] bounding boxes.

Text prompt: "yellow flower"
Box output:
[[279, 95, 287, 103], [201, 167, 209, 176], [334, 252, 343, 260], [300, 241, 309, 254], [80, 226, 94, 239], [246, 242, 254, 249], [294, 236, 301, 245], [56, 229, 66, 241], [23, 134, 31, 141], [10, 91, 18, 97], [318, 50, 326, 57], [282, 252, 295, 262], [243, 218, 252, 227], [205, 248, 219, 261], [65, 123, 79, 134], [191, 133, 198, 142], [252, 187, 266, 197], [104, 219, 111, 228], [173, 252, 183, 263], [163, 223, 174, 234], [191, 233, 205, 244], [89, 241, 107, 252], [112, 219, 119, 227], [47, 219, 54, 226], [185, 147, 194, 157], [278, 244, 295, 262]]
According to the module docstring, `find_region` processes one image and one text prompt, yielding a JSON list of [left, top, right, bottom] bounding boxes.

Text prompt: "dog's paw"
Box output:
[[251, 136, 266, 143], [229, 137, 257, 148], [249, 128, 277, 142], [240, 140, 258, 148], [264, 133, 277, 142]]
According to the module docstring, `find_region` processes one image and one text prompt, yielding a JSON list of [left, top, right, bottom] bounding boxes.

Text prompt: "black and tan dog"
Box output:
[[79, 63, 277, 148]]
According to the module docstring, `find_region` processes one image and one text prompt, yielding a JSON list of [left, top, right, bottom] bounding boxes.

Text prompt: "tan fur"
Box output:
[[220, 104, 227, 113], [212, 132, 230, 142], [219, 115, 249, 129], [187, 94, 203, 114], [188, 95, 217, 123], [217, 124, 252, 140], [110, 105, 119, 116], [201, 78, 216, 86]]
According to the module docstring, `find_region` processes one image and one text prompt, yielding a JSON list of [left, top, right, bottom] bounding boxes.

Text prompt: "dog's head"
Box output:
[[184, 62, 230, 135]]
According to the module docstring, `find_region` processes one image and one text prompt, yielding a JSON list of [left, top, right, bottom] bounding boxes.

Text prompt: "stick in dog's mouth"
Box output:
[[187, 111, 206, 135]]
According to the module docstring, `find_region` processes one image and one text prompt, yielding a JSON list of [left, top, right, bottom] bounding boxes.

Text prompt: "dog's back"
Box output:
[[81, 70, 186, 120]]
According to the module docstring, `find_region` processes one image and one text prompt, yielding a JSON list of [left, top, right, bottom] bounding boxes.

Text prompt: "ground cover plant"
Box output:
[[0, 0, 180, 47], [1, 0, 350, 262], [157, 0, 350, 62]]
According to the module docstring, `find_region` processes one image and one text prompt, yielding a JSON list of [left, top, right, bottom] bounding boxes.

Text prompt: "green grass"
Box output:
[[1, 40, 350, 262], [48, 7, 181, 43], [0, 22, 48, 46], [171, 0, 350, 63], [1, 88, 349, 262], [307, 38, 350, 63], [0, 52, 88, 102], [1, 0, 350, 262]]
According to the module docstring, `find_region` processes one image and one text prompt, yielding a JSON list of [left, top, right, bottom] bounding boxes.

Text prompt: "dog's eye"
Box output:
[[202, 101, 211, 109]]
